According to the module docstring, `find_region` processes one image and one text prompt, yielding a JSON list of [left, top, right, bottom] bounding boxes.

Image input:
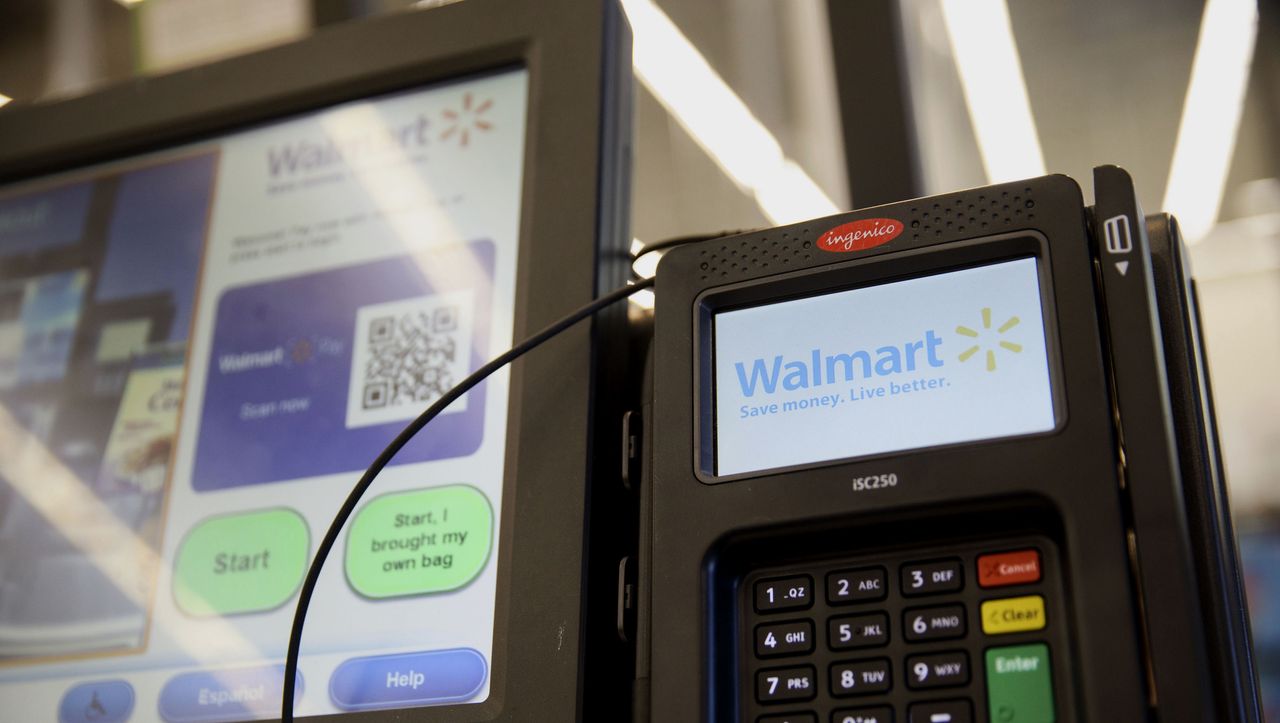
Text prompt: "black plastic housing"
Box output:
[[638, 168, 1259, 722]]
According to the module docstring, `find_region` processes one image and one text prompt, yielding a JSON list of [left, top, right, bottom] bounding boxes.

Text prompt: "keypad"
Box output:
[[904, 651, 969, 689], [828, 613, 889, 650], [757, 665, 817, 703], [902, 604, 966, 642], [980, 595, 1045, 635], [830, 658, 892, 697], [907, 699, 971, 723], [756, 575, 815, 613], [741, 538, 1066, 722], [758, 620, 816, 657], [758, 714, 818, 723], [827, 567, 888, 604], [900, 560, 963, 597], [832, 706, 893, 723]]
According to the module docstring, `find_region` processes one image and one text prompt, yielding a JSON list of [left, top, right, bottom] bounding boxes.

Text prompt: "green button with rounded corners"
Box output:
[[173, 508, 309, 617], [345, 484, 493, 599], [985, 643, 1055, 722]]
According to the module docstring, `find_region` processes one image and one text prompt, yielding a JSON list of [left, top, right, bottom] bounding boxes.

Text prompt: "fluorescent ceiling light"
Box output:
[[939, 0, 1045, 183], [755, 160, 839, 229], [1162, 0, 1258, 244], [630, 285, 657, 310], [630, 237, 661, 276], [0, 93, 11, 108], [620, 0, 838, 225], [630, 237, 658, 309]]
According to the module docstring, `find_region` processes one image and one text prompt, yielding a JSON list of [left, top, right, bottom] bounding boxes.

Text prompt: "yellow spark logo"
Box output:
[[440, 93, 493, 147], [956, 308, 1022, 372]]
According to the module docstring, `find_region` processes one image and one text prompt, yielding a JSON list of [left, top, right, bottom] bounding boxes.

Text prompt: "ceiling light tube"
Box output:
[[621, 0, 838, 224], [1162, 0, 1258, 244], [939, 0, 1046, 184]]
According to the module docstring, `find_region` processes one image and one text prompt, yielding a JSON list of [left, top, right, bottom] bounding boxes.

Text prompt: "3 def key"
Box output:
[[900, 560, 963, 596]]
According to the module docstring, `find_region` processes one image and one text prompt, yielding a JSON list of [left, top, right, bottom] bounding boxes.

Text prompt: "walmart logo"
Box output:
[[956, 307, 1022, 372], [733, 330, 945, 397]]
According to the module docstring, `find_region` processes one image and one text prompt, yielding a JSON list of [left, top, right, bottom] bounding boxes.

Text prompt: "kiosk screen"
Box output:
[[713, 257, 1057, 476], [0, 67, 528, 720]]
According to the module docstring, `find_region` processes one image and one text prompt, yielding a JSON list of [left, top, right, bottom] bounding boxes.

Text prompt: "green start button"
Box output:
[[173, 508, 309, 617], [985, 643, 1055, 722]]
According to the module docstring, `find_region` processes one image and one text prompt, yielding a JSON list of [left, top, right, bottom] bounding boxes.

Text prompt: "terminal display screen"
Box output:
[[713, 258, 1057, 476], [0, 68, 527, 719]]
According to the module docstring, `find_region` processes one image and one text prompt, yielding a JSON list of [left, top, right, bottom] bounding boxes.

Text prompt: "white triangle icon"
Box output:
[[1116, 260, 1130, 276]]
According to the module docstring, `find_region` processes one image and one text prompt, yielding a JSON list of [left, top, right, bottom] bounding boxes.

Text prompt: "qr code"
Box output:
[[346, 291, 475, 428]]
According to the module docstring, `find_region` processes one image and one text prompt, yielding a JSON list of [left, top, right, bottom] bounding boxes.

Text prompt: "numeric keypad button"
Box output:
[[907, 699, 971, 723], [756, 576, 814, 613], [832, 706, 894, 723], [756, 620, 815, 658], [828, 613, 889, 650], [756, 666, 817, 703], [903, 604, 967, 642], [905, 650, 970, 689], [758, 713, 817, 723], [827, 567, 887, 604], [830, 658, 891, 697], [900, 559, 963, 596]]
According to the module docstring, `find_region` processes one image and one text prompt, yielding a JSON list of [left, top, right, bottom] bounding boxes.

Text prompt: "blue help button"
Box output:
[[329, 648, 487, 710], [158, 664, 302, 722], [59, 680, 134, 723]]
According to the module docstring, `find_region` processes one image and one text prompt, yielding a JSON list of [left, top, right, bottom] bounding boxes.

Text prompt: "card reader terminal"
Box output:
[[633, 168, 1259, 722]]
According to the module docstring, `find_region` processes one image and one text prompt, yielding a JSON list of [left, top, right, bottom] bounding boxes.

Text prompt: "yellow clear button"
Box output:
[[981, 595, 1046, 635]]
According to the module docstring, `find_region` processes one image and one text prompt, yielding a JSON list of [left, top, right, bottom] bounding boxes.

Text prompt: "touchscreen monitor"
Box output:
[[713, 258, 1057, 477], [0, 67, 527, 720]]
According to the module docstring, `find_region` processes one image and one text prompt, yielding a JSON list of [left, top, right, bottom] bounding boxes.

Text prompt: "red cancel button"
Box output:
[[977, 549, 1041, 588]]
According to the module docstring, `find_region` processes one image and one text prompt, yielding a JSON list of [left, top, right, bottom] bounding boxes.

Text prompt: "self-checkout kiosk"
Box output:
[[0, 1, 633, 721], [0, 1, 1262, 721]]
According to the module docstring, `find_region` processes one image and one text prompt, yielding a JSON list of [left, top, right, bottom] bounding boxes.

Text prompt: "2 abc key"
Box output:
[[827, 567, 888, 605]]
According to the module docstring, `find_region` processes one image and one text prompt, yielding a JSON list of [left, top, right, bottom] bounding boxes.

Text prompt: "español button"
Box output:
[[158, 665, 302, 722], [981, 595, 1046, 635]]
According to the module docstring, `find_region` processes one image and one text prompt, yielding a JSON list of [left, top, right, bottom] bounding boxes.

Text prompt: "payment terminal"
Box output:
[[631, 167, 1259, 722]]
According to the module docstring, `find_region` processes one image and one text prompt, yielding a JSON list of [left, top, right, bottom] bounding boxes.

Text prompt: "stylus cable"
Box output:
[[282, 276, 655, 722]]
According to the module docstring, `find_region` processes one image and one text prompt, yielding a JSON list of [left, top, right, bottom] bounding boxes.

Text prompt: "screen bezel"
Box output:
[[0, 1, 631, 721], [693, 233, 1068, 483]]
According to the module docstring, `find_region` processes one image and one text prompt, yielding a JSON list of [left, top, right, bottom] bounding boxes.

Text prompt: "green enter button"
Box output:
[[173, 508, 309, 617], [985, 643, 1055, 722]]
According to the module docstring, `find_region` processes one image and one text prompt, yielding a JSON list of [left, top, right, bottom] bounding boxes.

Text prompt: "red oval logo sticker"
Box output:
[[816, 218, 903, 253]]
